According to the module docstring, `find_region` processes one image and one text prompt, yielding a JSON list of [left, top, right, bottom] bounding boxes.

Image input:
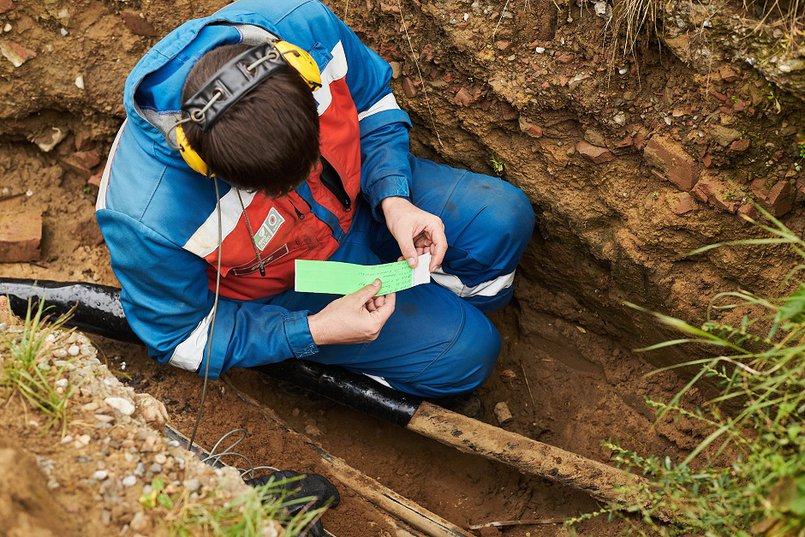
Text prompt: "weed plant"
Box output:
[[141, 475, 326, 537], [573, 203, 804, 536], [0, 298, 77, 434]]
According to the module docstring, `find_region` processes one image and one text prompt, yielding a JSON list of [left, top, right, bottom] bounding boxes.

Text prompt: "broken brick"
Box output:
[[670, 192, 697, 215], [730, 138, 750, 152], [0, 40, 35, 67], [0, 0, 13, 15], [766, 181, 794, 217], [0, 209, 41, 262], [453, 86, 481, 107], [518, 117, 543, 138], [556, 52, 574, 63], [494, 39, 511, 51], [692, 173, 740, 213], [644, 135, 699, 190], [576, 141, 614, 164], [121, 10, 160, 37], [61, 150, 101, 178], [738, 203, 759, 219], [710, 125, 741, 147]]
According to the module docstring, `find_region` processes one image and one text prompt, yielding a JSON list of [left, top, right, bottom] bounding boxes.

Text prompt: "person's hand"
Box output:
[[307, 280, 396, 345], [381, 197, 446, 271]]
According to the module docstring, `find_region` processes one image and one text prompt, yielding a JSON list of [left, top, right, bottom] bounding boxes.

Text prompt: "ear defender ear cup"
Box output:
[[275, 40, 322, 90], [175, 124, 212, 177]]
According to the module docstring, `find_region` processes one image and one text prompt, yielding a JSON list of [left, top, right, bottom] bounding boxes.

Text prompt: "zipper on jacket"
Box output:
[[288, 197, 305, 220], [319, 156, 352, 212]]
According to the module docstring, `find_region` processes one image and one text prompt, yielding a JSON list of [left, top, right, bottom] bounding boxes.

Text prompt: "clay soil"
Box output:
[[0, 0, 803, 534]]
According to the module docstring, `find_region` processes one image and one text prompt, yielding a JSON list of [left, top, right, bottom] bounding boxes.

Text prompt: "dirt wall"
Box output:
[[0, 0, 803, 367]]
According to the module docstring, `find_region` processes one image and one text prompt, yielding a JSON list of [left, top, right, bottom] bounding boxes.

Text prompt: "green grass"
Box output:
[[141, 475, 327, 536], [572, 202, 805, 535], [0, 298, 78, 434]]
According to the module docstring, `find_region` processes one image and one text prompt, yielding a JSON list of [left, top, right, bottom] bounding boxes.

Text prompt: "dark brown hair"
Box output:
[[181, 44, 320, 196]]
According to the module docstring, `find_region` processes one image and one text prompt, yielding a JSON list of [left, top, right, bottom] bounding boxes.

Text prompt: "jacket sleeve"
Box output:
[[323, 5, 413, 220], [96, 209, 318, 379]]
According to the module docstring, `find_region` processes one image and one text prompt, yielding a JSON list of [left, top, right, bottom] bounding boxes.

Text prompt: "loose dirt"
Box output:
[[0, 0, 802, 534]]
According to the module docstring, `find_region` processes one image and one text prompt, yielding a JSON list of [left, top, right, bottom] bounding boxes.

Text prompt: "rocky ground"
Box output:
[[0, 0, 802, 534]]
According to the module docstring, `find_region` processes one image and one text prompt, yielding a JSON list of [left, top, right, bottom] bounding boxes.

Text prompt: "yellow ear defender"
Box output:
[[174, 39, 321, 177]]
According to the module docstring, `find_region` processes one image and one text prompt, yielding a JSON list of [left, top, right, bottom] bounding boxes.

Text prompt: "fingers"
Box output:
[[351, 279, 382, 303], [429, 225, 448, 271], [397, 234, 418, 268], [374, 292, 396, 323]]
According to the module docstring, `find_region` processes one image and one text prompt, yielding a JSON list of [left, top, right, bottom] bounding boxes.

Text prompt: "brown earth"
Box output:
[[0, 0, 802, 534]]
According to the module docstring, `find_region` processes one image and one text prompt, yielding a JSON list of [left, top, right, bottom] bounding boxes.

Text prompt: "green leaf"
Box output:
[[777, 284, 805, 323], [157, 492, 175, 510]]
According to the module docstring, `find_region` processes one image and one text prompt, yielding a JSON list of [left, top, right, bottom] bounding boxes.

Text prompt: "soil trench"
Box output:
[[0, 0, 802, 534]]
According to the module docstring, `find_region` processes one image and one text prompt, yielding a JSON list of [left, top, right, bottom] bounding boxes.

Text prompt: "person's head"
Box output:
[[181, 43, 320, 196]]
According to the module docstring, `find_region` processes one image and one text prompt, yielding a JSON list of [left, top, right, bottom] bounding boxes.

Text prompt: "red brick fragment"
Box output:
[[556, 53, 574, 63], [0, 0, 14, 15], [0, 40, 36, 67], [61, 150, 101, 178], [0, 209, 41, 262], [718, 65, 739, 82], [730, 139, 750, 152], [643, 135, 699, 190], [121, 10, 160, 37], [576, 141, 614, 164], [453, 86, 481, 106], [692, 173, 740, 213], [670, 192, 697, 215], [766, 181, 794, 217], [738, 203, 759, 219], [518, 117, 543, 138], [495, 40, 511, 51]]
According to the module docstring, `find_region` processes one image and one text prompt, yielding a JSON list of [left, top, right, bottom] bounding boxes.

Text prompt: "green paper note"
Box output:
[[295, 253, 431, 296]]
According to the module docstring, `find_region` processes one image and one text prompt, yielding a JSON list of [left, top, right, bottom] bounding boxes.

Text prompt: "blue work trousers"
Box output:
[[266, 156, 535, 397]]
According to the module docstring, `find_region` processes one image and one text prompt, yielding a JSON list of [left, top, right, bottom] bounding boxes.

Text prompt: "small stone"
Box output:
[[122, 475, 137, 487], [766, 181, 794, 216], [75, 75, 84, 90], [535, 46, 545, 54], [183, 478, 201, 492], [576, 141, 614, 164], [104, 396, 135, 416], [495, 39, 511, 51], [718, 65, 739, 82], [730, 139, 750, 152], [0, 0, 13, 15], [92, 470, 109, 480], [77, 434, 91, 446], [613, 111, 627, 126], [400, 77, 416, 98], [453, 86, 479, 106], [154, 453, 167, 465], [518, 117, 543, 138], [556, 52, 574, 63], [710, 125, 741, 147], [304, 423, 322, 437], [67, 344, 80, 356], [0, 40, 36, 68], [149, 463, 162, 473], [30, 126, 67, 153], [129, 512, 149, 532], [54, 378, 68, 388], [94, 414, 114, 423], [59, 27, 68, 36], [670, 192, 697, 215], [3, 24, 11, 33], [61, 435, 73, 444], [389, 61, 401, 79], [493, 402, 514, 425], [499, 369, 517, 381]]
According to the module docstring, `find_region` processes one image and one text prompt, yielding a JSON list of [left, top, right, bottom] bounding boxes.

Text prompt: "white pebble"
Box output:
[[25, 190, 33, 197], [104, 396, 135, 416], [92, 470, 108, 480], [67, 344, 80, 356], [618, 67, 628, 75], [52, 348, 68, 358], [60, 435, 73, 444], [3, 23, 11, 32], [60, 27, 68, 36], [183, 479, 201, 492], [54, 378, 68, 389], [75, 75, 85, 90], [154, 453, 167, 465], [535, 46, 545, 54], [122, 475, 137, 487]]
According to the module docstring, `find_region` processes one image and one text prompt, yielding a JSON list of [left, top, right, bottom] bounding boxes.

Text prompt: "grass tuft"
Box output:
[[0, 298, 77, 435], [141, 474, 327, 536], [571, 208, 805, 534]]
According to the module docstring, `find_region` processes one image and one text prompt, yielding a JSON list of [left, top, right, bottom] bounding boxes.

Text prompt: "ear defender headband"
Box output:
[[172, 39, 322, 176]]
